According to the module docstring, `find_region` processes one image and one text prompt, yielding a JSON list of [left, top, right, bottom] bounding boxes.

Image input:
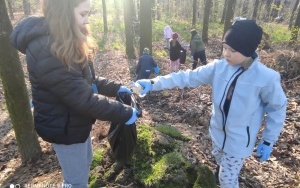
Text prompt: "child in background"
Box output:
[[163, 24, 173, 50], [190, 29, 207, 69], [136, 20, 287, 188], [135, 47, 159, 80], [169, 32, 186, 72]]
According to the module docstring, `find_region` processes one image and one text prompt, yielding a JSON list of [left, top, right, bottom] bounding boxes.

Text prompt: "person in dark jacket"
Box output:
[[9, 0, 138, 187], [190, 29, 207, 69], [135, 47, 159, 80], [169, 32, 186, 72]]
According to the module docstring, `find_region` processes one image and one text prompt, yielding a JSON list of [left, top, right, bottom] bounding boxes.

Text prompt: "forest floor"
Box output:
[[1, 31, 300, 187]]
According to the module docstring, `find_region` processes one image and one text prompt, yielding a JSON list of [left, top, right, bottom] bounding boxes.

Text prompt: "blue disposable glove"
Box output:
[[136, 79, 152, 96], [256, 140, 273, 162], [154, 66, 160, 74], [125, 108, 138, 125], [118, 86, 132, 95]]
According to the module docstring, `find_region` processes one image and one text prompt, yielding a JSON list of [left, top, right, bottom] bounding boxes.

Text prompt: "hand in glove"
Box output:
[[256, 140, 273, 162], [125, 108, 138, 125], [118, 86, 132, 95], [136, 79, 152, 96], [154, 66, 160, 74]]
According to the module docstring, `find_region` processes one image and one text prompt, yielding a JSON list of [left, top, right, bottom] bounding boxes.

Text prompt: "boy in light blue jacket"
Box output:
[[135, 20, 287, 188]]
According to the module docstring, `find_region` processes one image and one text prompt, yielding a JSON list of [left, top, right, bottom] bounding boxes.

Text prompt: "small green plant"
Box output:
[[154, 125, 191, 141]]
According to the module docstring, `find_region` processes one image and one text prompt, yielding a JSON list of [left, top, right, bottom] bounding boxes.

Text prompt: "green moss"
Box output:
[[193, 166, 218, 188], [154, 125, 191, 141], [90, 148, 104, 170], [88, 173, 100, 188]]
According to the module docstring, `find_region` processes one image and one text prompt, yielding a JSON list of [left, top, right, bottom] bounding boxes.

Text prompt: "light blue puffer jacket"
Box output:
[[151, 56, 287, 158]]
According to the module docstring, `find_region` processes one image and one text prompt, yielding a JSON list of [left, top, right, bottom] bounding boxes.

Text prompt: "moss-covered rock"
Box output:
[[89, 123, 217, 187]]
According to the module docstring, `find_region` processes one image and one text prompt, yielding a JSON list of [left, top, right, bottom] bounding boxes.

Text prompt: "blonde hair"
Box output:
[[43, 0, 97, 67]]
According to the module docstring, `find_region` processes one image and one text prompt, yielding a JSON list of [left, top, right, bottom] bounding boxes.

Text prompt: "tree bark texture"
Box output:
[[102, 0, 108, 33], [139, 0, 152, 55], [0, 0, 41, 163], [124, 0, 135, 58], [202, 0, 212, 44]]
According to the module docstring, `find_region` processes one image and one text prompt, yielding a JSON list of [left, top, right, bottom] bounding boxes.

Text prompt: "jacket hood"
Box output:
[[10, 16, 48, 54], [192, 33, 202, 41]]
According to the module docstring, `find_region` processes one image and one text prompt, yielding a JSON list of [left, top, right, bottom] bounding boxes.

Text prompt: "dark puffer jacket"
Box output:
[[135, 53, 157, 80], [9, 16, 132, 145], [169, 40, 185, 61]]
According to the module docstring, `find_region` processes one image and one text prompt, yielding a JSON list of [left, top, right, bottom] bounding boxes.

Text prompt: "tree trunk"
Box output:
[[241, 0, 249, 17], [6, 0, 14, 20], [289, 0, 300, 29], [252, 0, 260, 20], [223, 0, 236, 38], [102, 0, 108, 33], [0, 0, 41, 163], [270, 0, 281, 20], [124, 0, 135, 58], [291, 3, 300, 42], [139, 0, 152, 55], [192, 0, 197, 27], [221, 0, 228, 23], [114, 0, 121, 26], [211, 0, 219, 22], [264, 0, 273, 21], [23, 0, 31, 16], [202, 0, 212, 44]]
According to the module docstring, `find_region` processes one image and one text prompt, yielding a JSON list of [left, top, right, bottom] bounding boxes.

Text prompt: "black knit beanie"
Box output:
[[223, 20, 263, 57]]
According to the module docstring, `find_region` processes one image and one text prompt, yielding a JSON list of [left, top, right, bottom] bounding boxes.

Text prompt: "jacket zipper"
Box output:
[[246, 126, 250, 147], [219, 67, 244, 149]]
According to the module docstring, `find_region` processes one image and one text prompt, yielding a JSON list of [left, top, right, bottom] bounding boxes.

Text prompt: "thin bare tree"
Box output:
[[202, 0, 212, 44], [291, 3, 300, 42], [102, 0, 108, 33], [0, 0, 42, 163]]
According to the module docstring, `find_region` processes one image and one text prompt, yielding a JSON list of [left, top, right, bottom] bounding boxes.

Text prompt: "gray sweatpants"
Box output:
[[53, 136, 93, 188], [212, 142, 245, 188]]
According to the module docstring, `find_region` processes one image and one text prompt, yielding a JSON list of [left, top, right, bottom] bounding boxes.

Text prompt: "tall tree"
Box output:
[[289, 0, 300, 29], [223, 0, 236, 37], [252, 0, 260, 20], [270, 0, 281, 20], [211, 0, 220, 22], [102, 0, 108, 33], [263, 0, 273, 21], [192, 0, 197, 27], [6, 0, 14, 20], [291, 3, 300, 42], [124, 0, 135, 58], [0, 0, 41, 163], [221, 0, 228, 23], [23, 0, 31, 16], [202, 0, 212, 44], [139, 0, 152, 55], [241, 0, 249, 17]]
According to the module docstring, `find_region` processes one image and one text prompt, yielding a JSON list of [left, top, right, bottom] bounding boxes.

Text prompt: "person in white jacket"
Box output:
[[135, 20, 287, 188], [164, 24, 173, 50]]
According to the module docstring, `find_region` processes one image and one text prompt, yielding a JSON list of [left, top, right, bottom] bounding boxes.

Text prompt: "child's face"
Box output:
[[74, 0, 91, 30], [222, 43, 248, 66]]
